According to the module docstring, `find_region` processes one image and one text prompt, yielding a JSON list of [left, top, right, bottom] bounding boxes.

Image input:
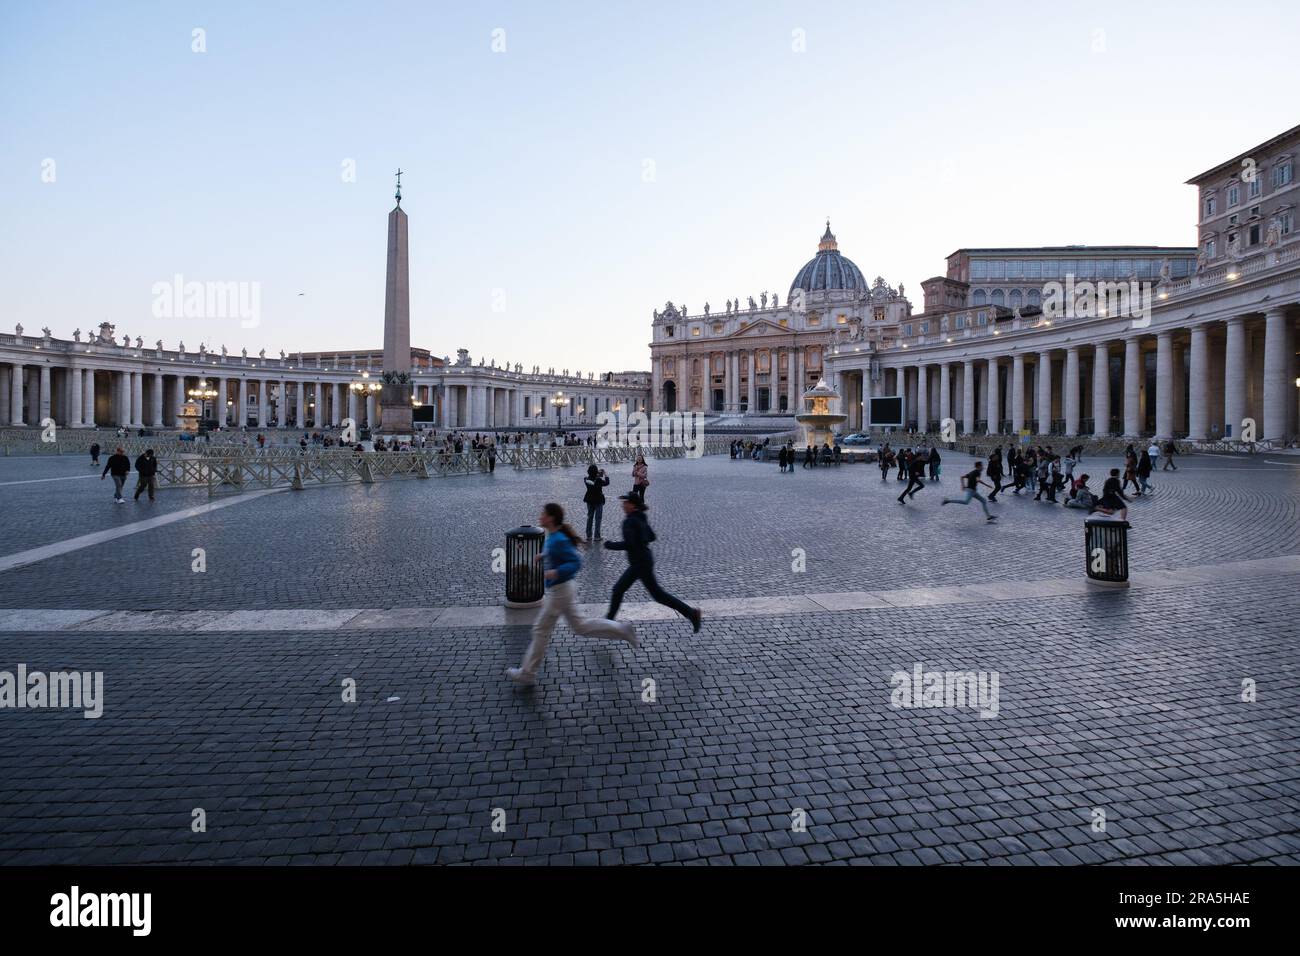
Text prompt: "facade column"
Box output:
[[985, 358, 998, 435], [365, 393, 376, 427], [1155, 331, 1174, 439], [1187, 324, 1209, 441], [39, 366, 52, 424], [10, 363, 24, 425], [1224, 317, 1247, 440], [131, 371, 143, 426], [258, 380, 268, 428], [1092, 343, 1110, 436], [84, 369, 96, 426], [213, 376, 225, 426], [747, 353, 757, 413], [1123, 337, 1141, 437], [1263, 307, 1293, 441], [916, 364, 929, 432], [1064, 347, 1080, 437], [1011, 354, 1025, 434], [236, 379, 247, 429], [961, 360, 975, 434], [118, 373, 131, 426], [348, 387, 359, 425], [69, 365, 83, 427], [939, 362, 951, 427], [1036, 351, 1051, 434], [296, 382, 306, 428], [173, 375, 185, 424], [153, 373, 165, 427]]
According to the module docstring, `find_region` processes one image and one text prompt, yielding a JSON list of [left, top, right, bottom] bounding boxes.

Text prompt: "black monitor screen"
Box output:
[[869, 396, 903, 427]]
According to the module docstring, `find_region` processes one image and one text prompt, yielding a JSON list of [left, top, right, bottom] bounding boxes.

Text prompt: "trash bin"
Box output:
[[504, 526, 546, 608], [1084, 518, 1130, 585]]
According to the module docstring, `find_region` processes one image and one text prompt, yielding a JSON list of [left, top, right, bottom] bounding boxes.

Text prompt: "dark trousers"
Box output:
[[988, 474, 1003, 499], [607, 563, 693, 620], [898, 476, 925, 501], [585, 503, 604, 539], [634, 482, 647, 501]]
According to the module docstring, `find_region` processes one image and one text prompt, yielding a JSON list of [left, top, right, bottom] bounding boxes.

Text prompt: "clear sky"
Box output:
[[2, 0, 1297, 373]]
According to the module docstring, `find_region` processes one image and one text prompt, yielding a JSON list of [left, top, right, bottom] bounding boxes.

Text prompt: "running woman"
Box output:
[[506, 502, 637, 686]]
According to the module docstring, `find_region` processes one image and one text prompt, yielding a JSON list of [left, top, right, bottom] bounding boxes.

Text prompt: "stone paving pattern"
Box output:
[[0, 577, 1297, 864], [0, 450, 1297, 865], [0, 452, 1296, 610]]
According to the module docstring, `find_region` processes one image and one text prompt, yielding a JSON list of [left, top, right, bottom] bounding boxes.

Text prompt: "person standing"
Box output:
[[605, 492, 701, 633], [927, 445, 941, 481], [89, 442, 101, 467], [132, 448, 159, 502], [101, 446, 131, 503], [941, 461, 997, 521], [632, 454, 649, 500], [583, 464, 610, 541], [506, 502, 637, 687], [487, 441, 497, 473], [898, 450, 927, 504]]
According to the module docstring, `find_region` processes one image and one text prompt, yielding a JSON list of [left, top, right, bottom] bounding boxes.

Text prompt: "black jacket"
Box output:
[[134, 453, 158, 477], [604, 511, 656, 567], [583, 474, 610, 506], [102, 454, 130, 477]]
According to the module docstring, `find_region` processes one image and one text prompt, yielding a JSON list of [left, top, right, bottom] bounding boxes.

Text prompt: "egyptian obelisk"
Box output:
[[378, 168, 413, 431]]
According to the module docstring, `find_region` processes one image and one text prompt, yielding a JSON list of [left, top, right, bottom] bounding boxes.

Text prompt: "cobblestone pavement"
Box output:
[[0, 449, 1297, 865], [0, 576, 1297, 865], [0, 451, 1295, 609]]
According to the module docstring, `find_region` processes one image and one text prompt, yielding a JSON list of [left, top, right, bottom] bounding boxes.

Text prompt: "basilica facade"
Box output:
[[648, 223, 912, 415]]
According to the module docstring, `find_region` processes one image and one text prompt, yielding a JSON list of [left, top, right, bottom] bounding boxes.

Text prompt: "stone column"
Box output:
[[1036, 351, 1052, 434], [961, 360, 975, 434], [1124, 337, 1141, 436], [39, 366, 52, 423], [331, 383, 341, 426], [746, 353, 757, 413], [152, 373, 164, 427], [939, 362, 951, 428], [296, 382, 306, 428], [1155, 331, 1174, 439], [985, 358, 999, 434], [1064, 347, 1080, 437], [348, 387, 359, 425], [1187, 324, 1209, 440], [69, 365, 83, 427], [212, 376, 225, 426], [256, 380, 266, 427], [118, 373, 131, 426], [173, 375, 185, 425], [365, 393, 376, 427], [1092, 343, 1110, 436], [1263, 307, 1293, 441], [1012, 354, 1025, 434], [84, 369, 97, 426], [916, 364, 929, 432], [1224, 317, 1246, 440], [9, 363, 24, 425]]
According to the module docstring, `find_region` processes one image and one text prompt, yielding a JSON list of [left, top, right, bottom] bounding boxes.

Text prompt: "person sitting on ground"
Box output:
[[1064, 473, 1096, 510]]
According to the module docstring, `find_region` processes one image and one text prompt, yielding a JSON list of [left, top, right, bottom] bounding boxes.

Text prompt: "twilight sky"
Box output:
[[2, 0, 1297, 372]]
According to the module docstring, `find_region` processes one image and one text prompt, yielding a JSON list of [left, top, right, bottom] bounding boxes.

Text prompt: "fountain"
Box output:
[[796, 377, 847, 447]]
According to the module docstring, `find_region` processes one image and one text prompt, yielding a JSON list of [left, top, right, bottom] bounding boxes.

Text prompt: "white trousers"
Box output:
[[519, 579, 635, 677]]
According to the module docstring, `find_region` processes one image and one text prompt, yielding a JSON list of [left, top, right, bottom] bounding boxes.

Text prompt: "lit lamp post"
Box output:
[[551, 390, 569, 427], [188, 381, 218, 424], [350, 374, 383, 434]]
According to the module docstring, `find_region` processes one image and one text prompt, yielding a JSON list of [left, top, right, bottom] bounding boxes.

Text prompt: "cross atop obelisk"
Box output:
[[395, 168, 403, 205]]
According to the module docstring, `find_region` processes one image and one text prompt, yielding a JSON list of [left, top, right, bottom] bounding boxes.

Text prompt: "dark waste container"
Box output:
[[505, 526, 546, 608], [1084, 517, 1130, 585]]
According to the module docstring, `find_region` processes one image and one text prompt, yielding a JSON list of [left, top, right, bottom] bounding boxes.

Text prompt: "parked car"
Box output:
[[840, 433, 873, 446]]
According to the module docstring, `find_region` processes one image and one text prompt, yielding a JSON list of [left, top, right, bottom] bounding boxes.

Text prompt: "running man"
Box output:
[[898, 450, 927, 504], [941, 460, 997, 521], [605, 492, 702, 633]]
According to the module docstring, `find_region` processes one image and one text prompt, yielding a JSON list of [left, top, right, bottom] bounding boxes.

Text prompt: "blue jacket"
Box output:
[[542, 529, 582, 587]]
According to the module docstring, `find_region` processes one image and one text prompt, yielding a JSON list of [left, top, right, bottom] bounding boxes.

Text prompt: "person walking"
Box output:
[[487, 441, 497, 473], [631, 455, 649, 500], [506, 502, 637, 687], [132, 448, 159, 502], [986, 449, 1005, 501], [1146, 440, 1162, 474], [1122, 446, 1141, 496], [878, 445, 893, 481], [1137, 448, 1155, 495], [583, 464, 610, 541], [941, 461, 997, 521], [898, 450, 927, 504], [604, 492, 702, 633], [927, 445, 941, 481], [89, 442, 101, 467], [1162, 440, 1179, 471], [101, 446, 131, 503]]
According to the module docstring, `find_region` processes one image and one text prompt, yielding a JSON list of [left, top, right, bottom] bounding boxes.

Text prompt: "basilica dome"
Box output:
[[789, 221, 867, 294]]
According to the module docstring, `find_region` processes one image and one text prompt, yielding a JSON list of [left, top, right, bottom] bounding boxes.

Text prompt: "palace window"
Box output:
[[1281, 211, 1294, 236], [837, 314, 848, 324], [691, 327, 701, 336], [665, 326, 675, 338], [808, 316, 821, 326], [1205, 238, 1217, 258], [991, 289, 1005, 307], [1205, 195, 1217, 217], [1009, 289, 1022, 310], [1272, 161, 1293, 188], [758, 352, 770, 372], [919, 321, 929, 334], [1249, 223, 1261, 246], [664, 359, 675, 374], [903, 323, 913, 337], [954, 315, 965, 330], [972, 289, 987, 306], [778, 318, 789, 328], [873, 308, 886, 322], [977, 312, 988, 326], [1228, 185, 1240, 207], [809, 350, 821, 369], [1249, 177, 1261, 199], [712, 323, 723, 334]]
